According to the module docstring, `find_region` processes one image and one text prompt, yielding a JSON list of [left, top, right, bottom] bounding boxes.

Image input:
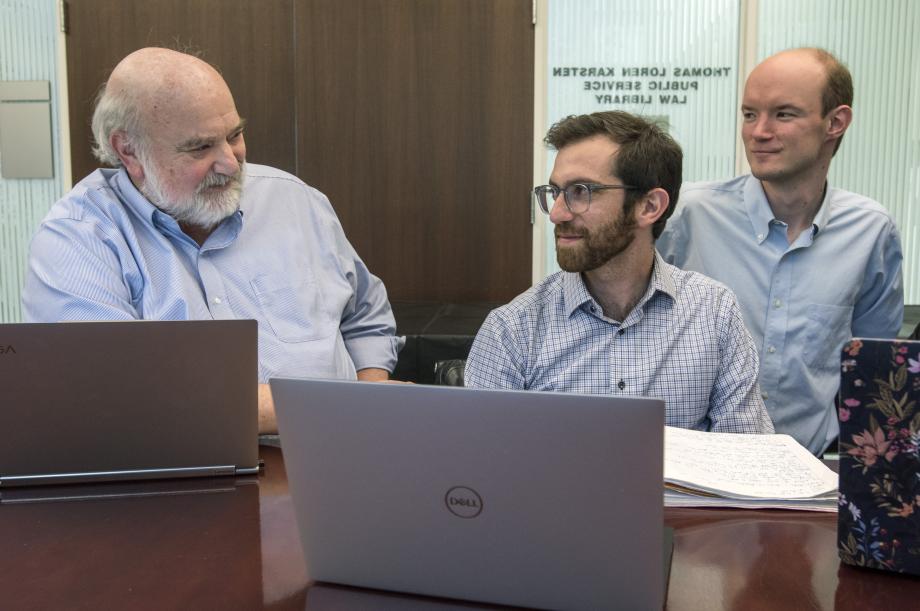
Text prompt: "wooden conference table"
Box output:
[[2, 447, 919, 610]]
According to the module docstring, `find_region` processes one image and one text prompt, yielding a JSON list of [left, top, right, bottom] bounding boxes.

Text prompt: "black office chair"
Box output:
[[433, 359, 466, 386]]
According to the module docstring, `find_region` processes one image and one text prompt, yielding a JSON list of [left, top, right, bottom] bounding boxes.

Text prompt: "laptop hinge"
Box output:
[[0, 465, 238, 487]]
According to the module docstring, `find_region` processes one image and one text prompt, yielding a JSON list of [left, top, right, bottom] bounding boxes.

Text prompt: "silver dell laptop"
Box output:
[[271, 378, 665, 610], [0, 320, 259, 487]]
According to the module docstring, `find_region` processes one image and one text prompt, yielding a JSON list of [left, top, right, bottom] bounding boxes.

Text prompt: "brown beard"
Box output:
[[555, 204, 637, 272]]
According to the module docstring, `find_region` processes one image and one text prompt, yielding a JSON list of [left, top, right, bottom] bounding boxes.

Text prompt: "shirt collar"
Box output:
[[743, 176, 776, 244], [811, 183, 833, 234], [744, 174, 830, 244], [561, 251, 676, 320], [112, 167, 162, 225], [650, 250, 677, 300]]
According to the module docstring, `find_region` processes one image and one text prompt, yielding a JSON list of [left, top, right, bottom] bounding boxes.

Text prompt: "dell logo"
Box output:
[[445, 486, 483, 519], [0, 345, 15, 355]]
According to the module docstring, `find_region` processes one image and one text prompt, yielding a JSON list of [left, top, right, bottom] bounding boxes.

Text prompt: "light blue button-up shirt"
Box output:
[[465, 253, 774, 434], [657, 175, 903, 454], [23, 164, 403, 382]]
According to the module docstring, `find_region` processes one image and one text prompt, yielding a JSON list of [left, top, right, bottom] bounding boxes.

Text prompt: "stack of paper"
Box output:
[[664, 426, 838, 512]]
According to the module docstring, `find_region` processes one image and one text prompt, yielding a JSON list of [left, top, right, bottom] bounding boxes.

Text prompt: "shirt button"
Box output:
[[767, 345, 776, 353], [762, 392, 769, 400], [617, 379, 626, 390], [773, 299, 782, 308], [757, 233, 764, 240], [212, 297, 222, 305]]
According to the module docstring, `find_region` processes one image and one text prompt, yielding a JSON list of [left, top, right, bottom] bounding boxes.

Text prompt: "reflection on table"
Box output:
[[3, 446, 920, 610]]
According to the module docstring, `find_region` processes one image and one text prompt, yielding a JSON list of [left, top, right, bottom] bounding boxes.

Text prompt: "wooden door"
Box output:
[[294, 0, 534, 303]]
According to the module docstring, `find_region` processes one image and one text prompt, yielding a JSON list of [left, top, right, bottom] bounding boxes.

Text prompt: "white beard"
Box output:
[[140, 158, 246, 229]]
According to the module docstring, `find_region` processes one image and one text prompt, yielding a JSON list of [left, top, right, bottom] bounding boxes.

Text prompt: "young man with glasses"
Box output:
[[465, 111, 773, 434]]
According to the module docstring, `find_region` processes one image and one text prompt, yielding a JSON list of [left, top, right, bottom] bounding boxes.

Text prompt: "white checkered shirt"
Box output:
[[465, 253, 774, 433]]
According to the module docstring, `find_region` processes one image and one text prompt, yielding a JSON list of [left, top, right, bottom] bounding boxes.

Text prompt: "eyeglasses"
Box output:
[[532, 183, 638, 215]]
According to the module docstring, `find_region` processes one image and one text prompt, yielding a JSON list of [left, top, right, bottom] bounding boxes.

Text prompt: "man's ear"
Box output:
[[110, 131, 145, 183], [826, 104, 852, 144], [635, 188, 669, 229]]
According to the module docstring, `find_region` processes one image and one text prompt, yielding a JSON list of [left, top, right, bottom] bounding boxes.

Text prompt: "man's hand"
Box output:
[[356, 368, 390, 382], [259, 369, 399, 434], [358, 368, 414, 384], [258, 383, 278, 434]]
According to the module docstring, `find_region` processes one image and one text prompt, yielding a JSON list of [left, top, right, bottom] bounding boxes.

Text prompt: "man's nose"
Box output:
[[214, 140, 242, 175], [751, 116, 773, 140], [548, 191, 573, 224]]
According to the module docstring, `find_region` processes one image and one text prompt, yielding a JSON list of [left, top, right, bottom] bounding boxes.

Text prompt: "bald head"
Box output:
[[751, 48, 853, 117], [744, 48, 852, 158], [91, 48, 236, 166]]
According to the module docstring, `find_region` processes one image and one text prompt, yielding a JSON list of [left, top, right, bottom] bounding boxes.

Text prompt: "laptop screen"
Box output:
[[272, 377, 665, 609], [0, 320, 258, 486]]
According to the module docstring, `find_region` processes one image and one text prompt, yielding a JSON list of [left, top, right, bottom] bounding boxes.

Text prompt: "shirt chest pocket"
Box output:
[[803, 303, 854, 369], [251, 273, 337, 342]]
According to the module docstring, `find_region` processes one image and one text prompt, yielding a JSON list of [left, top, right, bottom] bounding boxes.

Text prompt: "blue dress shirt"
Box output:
[[465, 253, 774, 434], [23, 164, 403, 382], [657, 175, 903, 454]]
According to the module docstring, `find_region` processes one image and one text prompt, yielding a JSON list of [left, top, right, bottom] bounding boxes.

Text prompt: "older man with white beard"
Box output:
[[22, 48, 402, 433]]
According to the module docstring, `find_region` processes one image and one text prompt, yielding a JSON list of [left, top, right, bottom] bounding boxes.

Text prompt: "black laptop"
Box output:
[[0, 320, 259, 487]]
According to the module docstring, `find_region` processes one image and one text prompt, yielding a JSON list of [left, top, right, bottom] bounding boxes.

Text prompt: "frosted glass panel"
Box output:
[[543, 0, 740, 275], [0, 0, 64, 322], [757, 0, 920, 302]]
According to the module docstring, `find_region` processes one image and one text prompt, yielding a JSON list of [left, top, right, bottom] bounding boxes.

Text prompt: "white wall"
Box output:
[[0, 0, 67, 322]]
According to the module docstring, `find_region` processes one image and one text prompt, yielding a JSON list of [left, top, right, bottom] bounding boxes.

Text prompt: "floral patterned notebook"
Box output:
[[838, 338, 920, 575]]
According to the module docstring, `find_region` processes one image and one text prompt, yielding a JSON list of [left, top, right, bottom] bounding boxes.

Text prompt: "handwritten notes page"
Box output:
[[664, 427, 838, 511]]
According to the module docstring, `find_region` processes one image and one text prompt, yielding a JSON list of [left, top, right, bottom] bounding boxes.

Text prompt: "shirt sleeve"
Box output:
[[22, 219, 140, 322], [326, 214, 403, 374], [851, 218, 904, 339], [464, 309, 527, 390], [707, 288, 775, 434], [338, 254, 403, 373]]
